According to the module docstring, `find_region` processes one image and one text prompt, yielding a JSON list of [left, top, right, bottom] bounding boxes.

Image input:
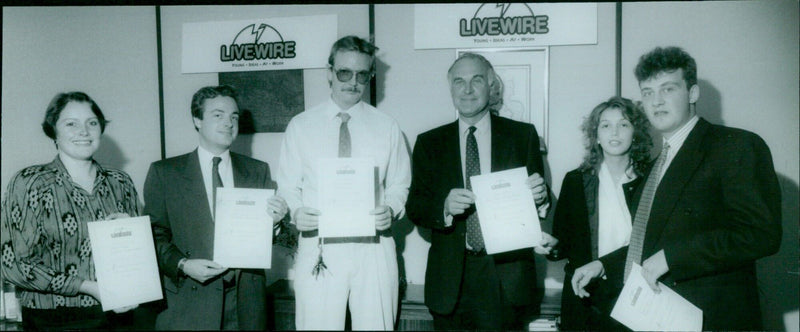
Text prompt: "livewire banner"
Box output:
[[182, 15, 337, 73], [414, 3, 596, 50]]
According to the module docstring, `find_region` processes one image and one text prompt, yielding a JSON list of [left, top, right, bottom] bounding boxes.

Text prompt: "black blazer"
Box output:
[[639, 118, 781, 330], [144, 150, 274, 330], [406, 114, 546, 315], [551, 167, 644, 330]]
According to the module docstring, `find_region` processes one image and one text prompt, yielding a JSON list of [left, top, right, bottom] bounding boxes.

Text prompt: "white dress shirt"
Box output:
[[277, 97, 411, 219], [197, 145, 233, 218], [597, 161, 634, 257], [658, 115, 699, 183]]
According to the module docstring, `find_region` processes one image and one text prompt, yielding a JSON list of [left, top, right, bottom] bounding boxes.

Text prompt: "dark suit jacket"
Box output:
[[551, 167, 644, 330], [144, 150, 274, 330], [406, 114, 546, 315], [641, 118, 781, 330]]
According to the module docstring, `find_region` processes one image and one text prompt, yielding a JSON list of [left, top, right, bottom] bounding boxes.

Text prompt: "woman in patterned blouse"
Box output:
[[1, 92, 141, 330]]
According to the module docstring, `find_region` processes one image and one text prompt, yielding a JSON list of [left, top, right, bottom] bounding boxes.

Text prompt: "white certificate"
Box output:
[[470, 167, 542, 254], [214, 188, 274, 269], [317, 158, 376, 238], [87, 216, 163, 311], [611, 264, 703, 331]]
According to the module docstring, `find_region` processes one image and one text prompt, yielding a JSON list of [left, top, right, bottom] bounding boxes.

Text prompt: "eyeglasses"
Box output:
[[333, 68, 373, 84]]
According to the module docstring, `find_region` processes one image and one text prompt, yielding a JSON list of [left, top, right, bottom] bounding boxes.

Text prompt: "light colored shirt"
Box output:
[[658, 115, 699, 182], [197, 146, 233, 218], [597, 161, 635, 257], [277, 98, 411, 219]]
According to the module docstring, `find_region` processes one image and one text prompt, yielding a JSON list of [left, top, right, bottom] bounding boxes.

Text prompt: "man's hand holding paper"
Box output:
[[470, 167, 543, 254], [610, 263, 702, 331], [213, 188, 275, 269]]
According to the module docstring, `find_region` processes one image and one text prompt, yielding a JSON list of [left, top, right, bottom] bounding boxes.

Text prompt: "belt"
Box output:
[[465, 248, 487, 256], [300, 229, 389, 244]]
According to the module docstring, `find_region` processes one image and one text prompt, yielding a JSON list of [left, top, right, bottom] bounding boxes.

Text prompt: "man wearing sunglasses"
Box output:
[[277, 36, 411, 330]]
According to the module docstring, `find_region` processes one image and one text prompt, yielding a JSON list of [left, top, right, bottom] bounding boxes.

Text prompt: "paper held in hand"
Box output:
[[317, 157, 376, 238], [470, 167, 542, 254], [213, 188, 274, 269], [610, 263, 703, 331], [87, 216, 163, 311]]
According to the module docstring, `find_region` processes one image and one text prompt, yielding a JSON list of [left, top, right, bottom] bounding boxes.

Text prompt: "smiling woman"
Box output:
[[0, 92, 142, 330]]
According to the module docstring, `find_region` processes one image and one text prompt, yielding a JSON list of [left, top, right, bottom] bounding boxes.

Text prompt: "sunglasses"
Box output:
[[333, 68, 373, 84]]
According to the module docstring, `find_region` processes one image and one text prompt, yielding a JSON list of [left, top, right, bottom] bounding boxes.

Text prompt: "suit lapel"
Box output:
[[490, 115, 514, 172], [442, 121, 465, 188], [181, 150, 213, 223], [230, 153, 250, 188], [644, 119, 710, 253]]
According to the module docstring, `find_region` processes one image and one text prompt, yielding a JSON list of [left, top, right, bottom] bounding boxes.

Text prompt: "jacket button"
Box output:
[[185, 251, 191, 257], [191, 286, 197, 290]]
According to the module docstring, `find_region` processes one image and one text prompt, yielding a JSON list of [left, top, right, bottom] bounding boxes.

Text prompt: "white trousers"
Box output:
[[293, 236, 398, 330]]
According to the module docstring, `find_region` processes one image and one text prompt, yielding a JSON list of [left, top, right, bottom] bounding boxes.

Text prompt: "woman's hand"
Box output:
[[571, 260, 605, 298]]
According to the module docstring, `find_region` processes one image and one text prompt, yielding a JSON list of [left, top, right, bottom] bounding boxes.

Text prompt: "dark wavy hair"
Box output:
[[328, 35, 379, 72], [42, 92, 107, 140], [190, 85, 238, 130], [634, 46, 697, 88], [580, 96, 653, 177]]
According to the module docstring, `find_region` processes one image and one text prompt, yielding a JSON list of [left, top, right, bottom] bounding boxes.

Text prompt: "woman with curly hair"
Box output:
[[549, 96, 652, 330], [1, 92, 141, 330]]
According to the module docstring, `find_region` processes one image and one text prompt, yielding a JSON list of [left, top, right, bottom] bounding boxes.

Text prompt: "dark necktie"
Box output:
[[624, 143, 670, 281], [465, 126, 485, 251], [212, 156, 223, 219], [338, 112, 351, 158]]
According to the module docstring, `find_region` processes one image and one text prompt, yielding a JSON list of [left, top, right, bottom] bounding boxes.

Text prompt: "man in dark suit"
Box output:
[[626, 47, 782, 330], [406, 53, 556, 330], [144, 85, 288, 330]]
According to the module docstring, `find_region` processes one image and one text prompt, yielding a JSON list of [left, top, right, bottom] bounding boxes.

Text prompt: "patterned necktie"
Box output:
[[338, 112, 351, 158], [465, 126, 485, 251], [624, 143, 670, 281], [212, 156, 223, 220]]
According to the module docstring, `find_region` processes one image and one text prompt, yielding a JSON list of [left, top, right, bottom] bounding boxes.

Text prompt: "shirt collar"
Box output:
[[325, 96, 363, 121], [663, 115, 699, 151], [197, 145, 231, 166], [458, 111, 491, 136], [50, 155, 106, 185]]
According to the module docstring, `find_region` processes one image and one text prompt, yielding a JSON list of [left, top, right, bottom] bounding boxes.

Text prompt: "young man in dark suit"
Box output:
[[626, 47, 782, 330], [406, 53, 556, 330], [144, 85, 288, 330]]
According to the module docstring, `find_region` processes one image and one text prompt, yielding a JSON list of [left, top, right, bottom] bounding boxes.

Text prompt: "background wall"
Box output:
[[621, 1, 799, 330], [1, 6, 161, 199]]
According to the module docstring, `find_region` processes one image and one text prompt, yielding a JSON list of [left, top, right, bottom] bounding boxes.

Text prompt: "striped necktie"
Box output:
[[624, 143, 670, 281]]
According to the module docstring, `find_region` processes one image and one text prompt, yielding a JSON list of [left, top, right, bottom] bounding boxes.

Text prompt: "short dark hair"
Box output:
[[580, 96, 653, 177], [634, 46, 697, 88], [190, 85, 238, 122], [42, 92, 107, 140], [327, 36, 379, 71]]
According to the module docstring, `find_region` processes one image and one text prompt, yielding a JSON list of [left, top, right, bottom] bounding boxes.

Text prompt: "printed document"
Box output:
[[87, 216, 162, 311], [611, 263, 703, 331], [214, 188, 274, 268], [317, 158, 376, 238], [470, 167, 542, 254]]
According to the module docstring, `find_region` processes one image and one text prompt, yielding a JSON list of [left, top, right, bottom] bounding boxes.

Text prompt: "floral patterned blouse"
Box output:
[[1, 156, 140, 310]]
